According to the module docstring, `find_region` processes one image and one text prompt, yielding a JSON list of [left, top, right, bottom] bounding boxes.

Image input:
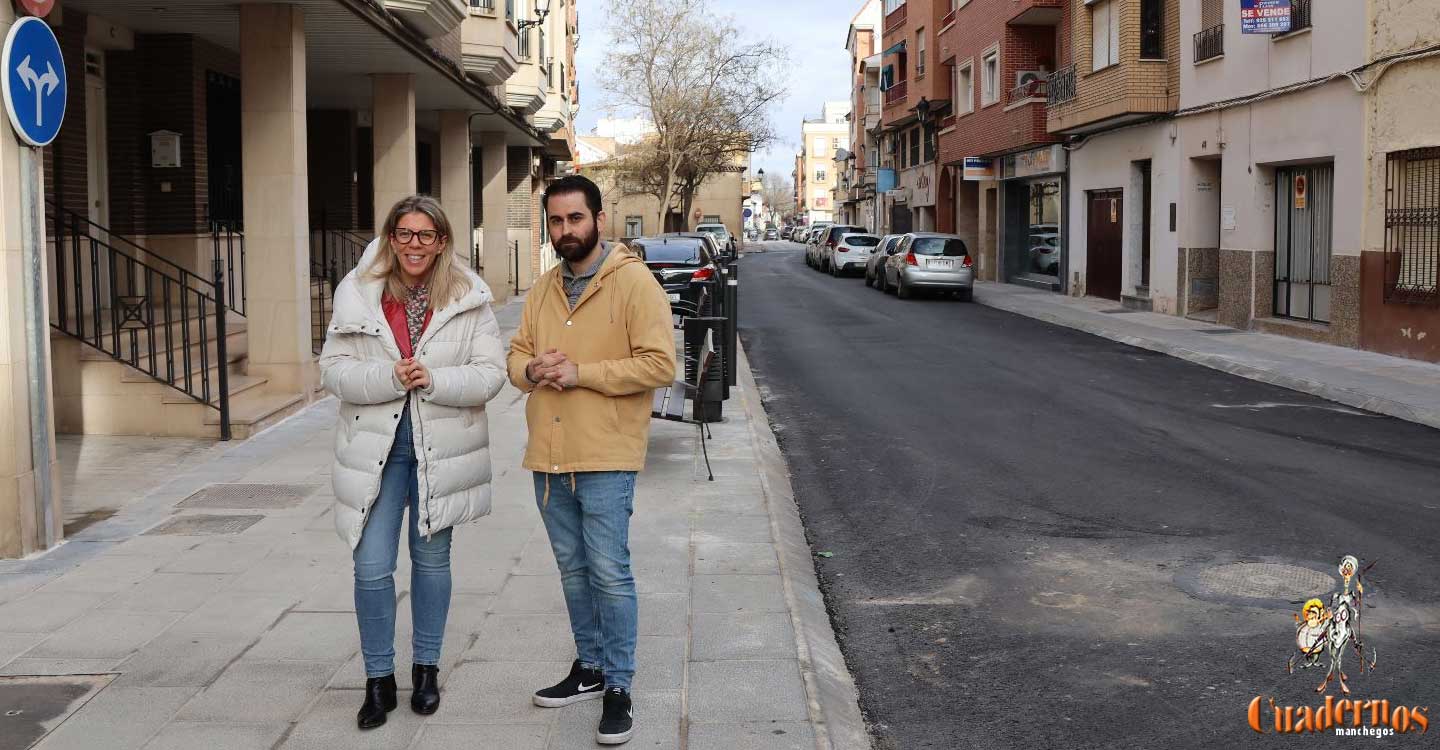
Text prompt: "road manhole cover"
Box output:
[[143, 514, 264, 536], [1191, 562, 1336, 602], [177, 484, 317, 510]]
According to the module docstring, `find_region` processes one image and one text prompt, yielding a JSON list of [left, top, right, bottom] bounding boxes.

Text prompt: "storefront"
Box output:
[[999, 145, 1068, 292]]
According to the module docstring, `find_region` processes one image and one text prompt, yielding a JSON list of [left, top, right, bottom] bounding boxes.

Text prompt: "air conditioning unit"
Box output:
[[1015, 70, 1050, 87]]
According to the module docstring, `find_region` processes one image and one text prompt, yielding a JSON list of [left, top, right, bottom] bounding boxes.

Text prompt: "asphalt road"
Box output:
[[736, 241, 1440, 749]]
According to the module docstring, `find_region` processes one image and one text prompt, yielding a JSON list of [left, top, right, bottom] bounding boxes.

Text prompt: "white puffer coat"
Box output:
[[319, 240, 507, 549]]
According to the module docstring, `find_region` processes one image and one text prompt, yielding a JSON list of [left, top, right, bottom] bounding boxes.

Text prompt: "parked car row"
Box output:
[[800, 228, 974, 301]]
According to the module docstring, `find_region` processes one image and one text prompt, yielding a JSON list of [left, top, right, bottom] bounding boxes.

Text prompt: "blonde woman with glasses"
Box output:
[[319, 195, 506, 729]]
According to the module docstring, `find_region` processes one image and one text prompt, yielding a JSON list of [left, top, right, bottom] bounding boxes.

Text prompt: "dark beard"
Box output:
[[554, 224, 600, 264]]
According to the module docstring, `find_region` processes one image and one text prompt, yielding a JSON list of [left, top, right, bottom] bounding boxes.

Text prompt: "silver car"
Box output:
[[865, 235, 905, 288], [880, 232, 974, 301], [826, 233, 881, 277], [803, 225, 832, 268]]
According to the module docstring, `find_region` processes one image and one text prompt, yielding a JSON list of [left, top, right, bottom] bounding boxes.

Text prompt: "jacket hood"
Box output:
[[330, 237, 493, 328]]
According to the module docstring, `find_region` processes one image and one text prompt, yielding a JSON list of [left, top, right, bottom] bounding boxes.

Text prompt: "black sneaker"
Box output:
[[596, 687, 634, 745], [532, 659, 605, 708]]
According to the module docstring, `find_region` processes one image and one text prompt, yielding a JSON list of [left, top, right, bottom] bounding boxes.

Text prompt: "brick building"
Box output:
[[877, 0, 952, 235]]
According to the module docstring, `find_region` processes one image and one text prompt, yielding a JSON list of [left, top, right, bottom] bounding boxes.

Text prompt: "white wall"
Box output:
[[1067, 121, 1181, 310]]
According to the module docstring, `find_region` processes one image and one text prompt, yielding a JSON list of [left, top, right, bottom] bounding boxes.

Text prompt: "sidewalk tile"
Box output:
[[167, 594, 293, 638], [28, 610, 183, 660], [159, 540, 275, 575], [295, 573, 358, 613], [428, 660, 569, 724], [277, 689, 423, 749], [103, 573, 235, 613], [633, 636, 685, 692], [688, 661, 809, 724], [691, 490, 767, 515], [225, 557, 332, 598], [694, 543, 780, 576], [416, 724, 548, 749], [513, 539, 560, 575], [112, 632, 252, 687], [692, 575, 787, 614], [0, 632, 46, 668], [688, 722, 815, 750], [549, 689, 680, 750], [245, 612, 357, 662], [1, 657, 122, 675], [32, 686, 198, 750], [637, 593, 688, 637], [450, 565, 512, 595], [464, 614, 574, 662], [0, 592, 104, 634], [142, 722, 287, 750], [37, 555, 162, 595], [635, 564, 689, 595], [494, 574, 566, 613], [691, 613, 796, 661], [693, 514, 774, 545], [176, 660, 338, 723]]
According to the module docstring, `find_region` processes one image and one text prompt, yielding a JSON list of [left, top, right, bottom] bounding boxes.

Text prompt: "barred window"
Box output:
[[1384, 148, 1440, 304]]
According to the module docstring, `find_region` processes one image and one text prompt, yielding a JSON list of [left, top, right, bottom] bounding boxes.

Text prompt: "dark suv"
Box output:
[[630, 235, 717, 311]]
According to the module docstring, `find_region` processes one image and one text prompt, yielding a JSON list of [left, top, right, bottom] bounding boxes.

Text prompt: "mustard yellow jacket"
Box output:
[[507, 244, 677, 473]]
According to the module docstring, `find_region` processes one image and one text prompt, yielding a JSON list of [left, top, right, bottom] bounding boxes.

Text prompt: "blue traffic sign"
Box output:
[[3, 16, 66, 147], [742, 207, 753, 219]]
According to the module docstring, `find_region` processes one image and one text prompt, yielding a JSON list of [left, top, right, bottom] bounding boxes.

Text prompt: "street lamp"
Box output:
[[517, 0, 551, 30]]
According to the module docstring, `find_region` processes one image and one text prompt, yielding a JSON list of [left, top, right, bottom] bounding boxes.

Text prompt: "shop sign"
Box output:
[[877, 167, 897, 193], [1001, 145, 1067, 180], [1293, 173, 1308, 209], [1241, 0, 1291, 34], [963, 157, 995, 181]]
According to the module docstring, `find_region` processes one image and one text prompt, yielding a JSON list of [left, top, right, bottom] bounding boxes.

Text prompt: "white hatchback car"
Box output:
[[825, 233, 882, 277]]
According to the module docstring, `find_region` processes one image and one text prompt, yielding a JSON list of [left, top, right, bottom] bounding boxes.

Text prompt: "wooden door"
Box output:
[[1087, 190, 1123, 300]]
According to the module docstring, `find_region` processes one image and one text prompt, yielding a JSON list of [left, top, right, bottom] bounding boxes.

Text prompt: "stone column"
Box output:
[[372, 74, 416, 231], [240, 5, 314, 395], [479, 133, 511, 302], [438, 111, 473, 266]]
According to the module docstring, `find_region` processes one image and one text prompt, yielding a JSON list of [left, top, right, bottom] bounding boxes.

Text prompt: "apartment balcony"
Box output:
[[461, 3, 519, 85], [534, 91, 568, 134], [506, 56, 546, 115], [384, 0, 467, 38], [1194, 24, 1224, 63], [1007, 0, 1063, 26], [1007, 77, 1048, 106], [1047, 57, 1177, 135], [884, 80, 908, 107], [884, 3, 908, 36], [1046, 64, 1076, 106]]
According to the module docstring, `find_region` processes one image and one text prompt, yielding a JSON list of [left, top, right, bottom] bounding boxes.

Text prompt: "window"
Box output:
[[834, 137, 844, 151], [702, 214, 721, 225], [1201, 0, 1222, 29], [1091, 0, 1120, 71], [924, 127, 936, 163], [884, 0, 905, 13], [981, 49, 998, 105], [916, 28, 926, 77], [624, 216, 643, 237], [815, 137, 828, 154], [956, 60, 974, 113], [908, 127, 920, 167], [816, 168, 827, 182], [1140, 0, 1164, 58], [1384, 148, 1440, 303]]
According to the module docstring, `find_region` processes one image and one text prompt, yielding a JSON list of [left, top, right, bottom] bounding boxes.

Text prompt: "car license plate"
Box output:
[[931, 258, 954, 269], [667, 293, 681, 302]]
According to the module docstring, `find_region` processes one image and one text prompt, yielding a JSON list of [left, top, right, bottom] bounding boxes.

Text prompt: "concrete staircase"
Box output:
[[52, 312, 308, 440]]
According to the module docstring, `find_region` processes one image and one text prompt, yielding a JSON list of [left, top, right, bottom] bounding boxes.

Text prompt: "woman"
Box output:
[[319, 195, 506, 729]]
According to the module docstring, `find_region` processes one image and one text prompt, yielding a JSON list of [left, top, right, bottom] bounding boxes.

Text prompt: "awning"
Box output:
[[881, 40, 906, 56]]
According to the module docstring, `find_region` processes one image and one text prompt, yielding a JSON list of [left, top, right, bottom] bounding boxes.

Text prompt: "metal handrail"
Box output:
[[1047, 64, 1076, 106], [1195, 24, 1224, 62], [49, 202, 232, 438]]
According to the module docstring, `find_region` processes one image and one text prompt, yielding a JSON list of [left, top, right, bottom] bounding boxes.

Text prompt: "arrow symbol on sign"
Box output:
[[17, 55, 60, 128]]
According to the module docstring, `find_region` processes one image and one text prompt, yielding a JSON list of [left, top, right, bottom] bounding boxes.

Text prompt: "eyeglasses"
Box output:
[[393, 228, 442, 246]]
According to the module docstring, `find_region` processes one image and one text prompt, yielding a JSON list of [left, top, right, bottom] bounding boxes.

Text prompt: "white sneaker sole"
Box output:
[[596, 727, 634, 745], [532, 690, 604, 708]]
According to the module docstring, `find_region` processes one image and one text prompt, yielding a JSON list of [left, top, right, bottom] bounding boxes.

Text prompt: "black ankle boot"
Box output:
[[411, 664, 441, 715], [357, 674, 398, 729]]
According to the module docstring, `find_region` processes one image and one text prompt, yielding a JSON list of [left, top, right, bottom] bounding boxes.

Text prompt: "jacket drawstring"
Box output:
[[543, 473, 551, 509], [570, 473, 577, 493]]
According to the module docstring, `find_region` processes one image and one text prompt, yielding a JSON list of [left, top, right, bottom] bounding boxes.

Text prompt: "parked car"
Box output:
[[812, 225, 867, 272], [661, 232, 726, 263], [764, 228, 779, 241], [825, 233, 881, 277], [629, 235, 717, 310], [880, 232, 974, 300], [694, 223, 737, 257], [780, 226, 794, 240], [865, 235, 905, 288], [803, 224, 832, 267], [1029, 232, 1060, 274]]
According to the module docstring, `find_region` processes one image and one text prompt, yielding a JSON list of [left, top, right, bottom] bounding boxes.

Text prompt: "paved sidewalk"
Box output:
[[0, 298, 867, 750], [973, 281, 1440, 430]]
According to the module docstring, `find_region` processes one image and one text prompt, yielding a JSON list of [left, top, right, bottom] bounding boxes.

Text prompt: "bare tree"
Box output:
[[602, 0, 788, 231], [761, 172, 795, 216]]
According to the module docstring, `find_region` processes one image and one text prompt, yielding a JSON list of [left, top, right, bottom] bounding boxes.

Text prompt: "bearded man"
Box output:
[[506, 174, 676, 745]]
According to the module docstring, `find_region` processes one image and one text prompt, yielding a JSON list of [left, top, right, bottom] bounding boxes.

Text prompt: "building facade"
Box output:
[[797, 102, 850, 225], [837, 0, 883, 232], [1, 0, 579, 558], [576, 135, 748, 245], [877, 0, 957, 237]]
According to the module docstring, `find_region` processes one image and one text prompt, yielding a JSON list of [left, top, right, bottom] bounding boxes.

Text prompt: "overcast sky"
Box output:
[[574, 0, 855, 183]]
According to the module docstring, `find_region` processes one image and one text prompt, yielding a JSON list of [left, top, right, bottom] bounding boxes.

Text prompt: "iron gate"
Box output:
[[1274, 165, 1334, 323]]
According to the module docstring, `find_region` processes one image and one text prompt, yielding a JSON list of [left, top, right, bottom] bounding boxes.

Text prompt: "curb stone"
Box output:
[[972, 290, 1440, 431], [736, 346, 873, 750]]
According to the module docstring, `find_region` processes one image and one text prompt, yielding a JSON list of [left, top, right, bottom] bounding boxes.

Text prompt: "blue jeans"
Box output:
[[533, 471, 638, 691], [354, 408, 453, 678]]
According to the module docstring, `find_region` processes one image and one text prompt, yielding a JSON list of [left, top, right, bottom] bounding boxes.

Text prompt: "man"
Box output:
[[507, 175, 676, 745]]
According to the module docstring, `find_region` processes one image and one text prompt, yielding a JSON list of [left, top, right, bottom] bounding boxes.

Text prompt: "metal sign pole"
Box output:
[[18, 144, 56, 549]]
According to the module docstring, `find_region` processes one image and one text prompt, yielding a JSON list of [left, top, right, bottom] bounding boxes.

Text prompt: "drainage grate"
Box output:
[[1198, 328, 1247, 335], [177, 484, 318, 510], [143, 514, 264, 536], [0, 674, 115, 750], [1099, 308, 1139, 314], [1191, 562, 1336, 601]]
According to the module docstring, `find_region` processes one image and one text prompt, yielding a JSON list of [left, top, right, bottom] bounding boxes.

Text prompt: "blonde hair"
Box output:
[[366, 194, 471, 309]]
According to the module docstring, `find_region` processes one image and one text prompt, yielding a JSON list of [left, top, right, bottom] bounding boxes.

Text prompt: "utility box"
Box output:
[[149, 130, 182, 169]]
